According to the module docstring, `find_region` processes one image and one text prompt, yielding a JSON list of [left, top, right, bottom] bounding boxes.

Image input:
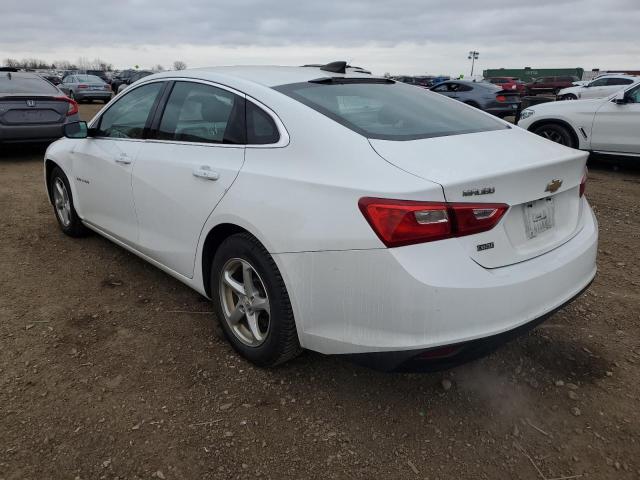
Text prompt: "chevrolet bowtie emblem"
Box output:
[[545, 179, 562, 193]]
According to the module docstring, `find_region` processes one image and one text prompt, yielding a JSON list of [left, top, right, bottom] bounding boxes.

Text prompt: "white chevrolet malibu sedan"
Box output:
[[44, 62, 598, 371]]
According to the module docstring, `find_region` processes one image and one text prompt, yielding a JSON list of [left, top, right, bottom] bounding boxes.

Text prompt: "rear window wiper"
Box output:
[[308, 77, 395, 85]]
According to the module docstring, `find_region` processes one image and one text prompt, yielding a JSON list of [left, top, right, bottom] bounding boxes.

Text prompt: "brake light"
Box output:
[[580, 170, 587, 197], [78, 84, 88, 89], [55, 96, 78, 116], [358, 198, 508, 247], [496, 95, 507, 102]]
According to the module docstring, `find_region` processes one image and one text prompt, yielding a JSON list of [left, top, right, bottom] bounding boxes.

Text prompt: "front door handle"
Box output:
[[193, 165, 219, 181]]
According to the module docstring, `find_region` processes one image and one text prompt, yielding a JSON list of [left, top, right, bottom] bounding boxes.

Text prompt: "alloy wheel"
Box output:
[[219, 258, 271, 347], [538, 128, 567, 145], [53, 177, 71, 227]]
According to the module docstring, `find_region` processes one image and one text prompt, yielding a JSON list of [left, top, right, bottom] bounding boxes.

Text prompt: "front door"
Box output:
[[72, 81, 165, 242], [591, 84, 640, 154], [132, 81, 246, 277]]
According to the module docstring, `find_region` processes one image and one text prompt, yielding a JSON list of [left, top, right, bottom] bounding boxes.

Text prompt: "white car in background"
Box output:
[[557, 75, 637, 101], [43, 62, 597, 372], [518, 82, 640, 157]]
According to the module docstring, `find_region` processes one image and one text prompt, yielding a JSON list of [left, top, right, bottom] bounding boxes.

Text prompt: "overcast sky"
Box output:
[[2, 0, 639, 75]]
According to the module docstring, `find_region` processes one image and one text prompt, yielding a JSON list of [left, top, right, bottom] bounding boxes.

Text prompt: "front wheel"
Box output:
[[50, 166, 89, 237], [561, 94, 577, 100], [211, 233, 302, 367], [532, 123, 575, 148]]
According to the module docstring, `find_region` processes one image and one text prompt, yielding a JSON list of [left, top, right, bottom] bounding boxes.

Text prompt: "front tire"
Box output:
[[532, 123, 576, 148], [561, 94, 577, 100], [50, 166, 89, 237], [211, 233, 302, 367]]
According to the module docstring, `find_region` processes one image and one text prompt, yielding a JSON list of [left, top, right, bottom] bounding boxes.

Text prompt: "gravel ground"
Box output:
[[0, 104, 639, 480]]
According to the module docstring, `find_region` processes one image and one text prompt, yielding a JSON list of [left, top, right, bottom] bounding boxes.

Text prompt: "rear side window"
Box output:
[[156, 81, 245, 144], [607, 78, 634, 86], [246, 101, 280, 144], [0, 73, 59, 94], [274, 80, 507, 141]]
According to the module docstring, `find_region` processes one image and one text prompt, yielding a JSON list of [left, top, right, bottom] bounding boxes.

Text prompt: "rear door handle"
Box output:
[[193, 165, 219, 181], [115, 153, 132, 165]]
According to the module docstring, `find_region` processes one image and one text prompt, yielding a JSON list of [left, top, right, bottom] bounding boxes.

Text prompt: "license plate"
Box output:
[[511, 104, 518, 109], [524, 197, 555, 239]]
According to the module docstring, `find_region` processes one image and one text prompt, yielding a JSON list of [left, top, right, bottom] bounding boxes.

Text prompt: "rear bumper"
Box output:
[[343, 280, 591, 372], [74, 91, 111, 100], [0, 123, 63, 142], [274, 200, 598, 358]]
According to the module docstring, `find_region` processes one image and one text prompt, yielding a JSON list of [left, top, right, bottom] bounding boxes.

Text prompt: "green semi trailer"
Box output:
[[483, 67, 585, 82]]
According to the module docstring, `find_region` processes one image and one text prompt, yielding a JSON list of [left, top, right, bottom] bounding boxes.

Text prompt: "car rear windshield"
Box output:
[[274, 80, 508, 141], [0, 73, 59, 94], [75, 74, 104, 83]]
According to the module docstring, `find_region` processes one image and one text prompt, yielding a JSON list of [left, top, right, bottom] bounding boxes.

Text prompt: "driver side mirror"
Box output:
[[63, 121, 89, 138], [614, 90, 627, 105]]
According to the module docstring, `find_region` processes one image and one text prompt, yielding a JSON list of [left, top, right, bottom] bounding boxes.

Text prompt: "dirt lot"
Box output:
[[1, 104, 639, 480]]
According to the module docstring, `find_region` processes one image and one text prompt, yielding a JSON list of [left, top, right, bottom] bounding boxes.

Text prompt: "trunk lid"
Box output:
[[0, 95, 68, 125], [370, 127, 588, 268]]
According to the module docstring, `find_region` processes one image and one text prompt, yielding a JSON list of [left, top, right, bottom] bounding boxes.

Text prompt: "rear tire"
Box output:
[[49, 166, 89, 237], [211, 233, 302, 367], [532, 123, 576, 148]]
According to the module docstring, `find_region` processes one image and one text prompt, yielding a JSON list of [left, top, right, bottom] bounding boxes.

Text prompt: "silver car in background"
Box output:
[[0, 71, 80, 144], [59, 74, 112, 103]]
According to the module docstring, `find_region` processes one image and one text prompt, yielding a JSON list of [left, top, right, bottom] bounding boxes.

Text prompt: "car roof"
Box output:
[[148, 65, 375, 88]]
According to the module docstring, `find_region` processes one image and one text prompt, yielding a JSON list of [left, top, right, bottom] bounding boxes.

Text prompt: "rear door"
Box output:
[[581, 77, 610, 99], [591, 84, 640, 154], [72, 81, 165, 242], [132, 80, 246, 277]]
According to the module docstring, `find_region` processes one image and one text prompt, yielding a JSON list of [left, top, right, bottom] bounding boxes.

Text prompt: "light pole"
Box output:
[[468, 51, 479, 78]]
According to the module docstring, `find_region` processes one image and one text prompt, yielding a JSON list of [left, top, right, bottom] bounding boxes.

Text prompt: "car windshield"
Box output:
[[75, 75, 104, 83], [274, 80, 507, 141], [0, 73, 59, 94]]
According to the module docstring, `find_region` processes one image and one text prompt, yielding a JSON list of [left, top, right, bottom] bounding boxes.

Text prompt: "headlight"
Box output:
[[519, 109, 535, 120]]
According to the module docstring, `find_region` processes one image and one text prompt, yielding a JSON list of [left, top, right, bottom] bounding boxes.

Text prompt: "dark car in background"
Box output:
[[84, 70, 111, 84], [40, 75, 62, 86], [525, 76, 579, 95], [111, 69, 153, 94], [0, 71, 79, 144], [430, 80, 520, 118], [487, 76, 525, 94]]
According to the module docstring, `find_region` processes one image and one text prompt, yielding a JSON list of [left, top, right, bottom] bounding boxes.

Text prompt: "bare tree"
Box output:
[[153, 64, 165, 72], [4, 58, 19, 68], [173, 60, 187, 71]]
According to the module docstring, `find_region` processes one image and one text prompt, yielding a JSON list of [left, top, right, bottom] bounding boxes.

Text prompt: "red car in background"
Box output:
[[486, 77, 525, 94]]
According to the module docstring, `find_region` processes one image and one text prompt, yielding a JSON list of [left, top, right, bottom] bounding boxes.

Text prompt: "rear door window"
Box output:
[[156, 81, 245, 144]]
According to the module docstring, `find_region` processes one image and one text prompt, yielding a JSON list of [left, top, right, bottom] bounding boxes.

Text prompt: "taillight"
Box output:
[[358, 197, 508, 248], [56, 96, 78, 116], [496, 95, 507, 102], [580, 170, 587, 197], [78, 84, 88, 89]]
